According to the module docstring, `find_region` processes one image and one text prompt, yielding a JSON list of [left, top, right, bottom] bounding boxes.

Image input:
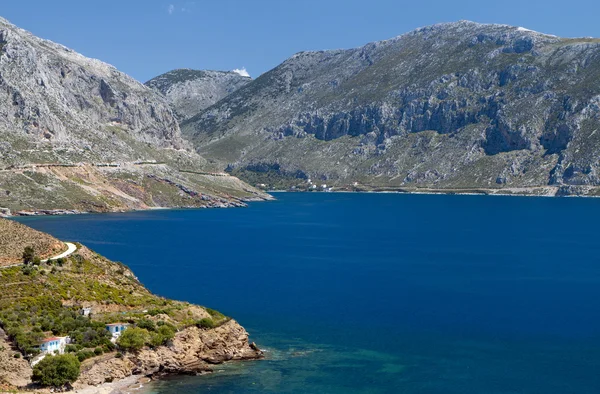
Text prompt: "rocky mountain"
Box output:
[[146, 69, 251, 121], [0, 17, 268, 214], [181, 21, 600, 196]]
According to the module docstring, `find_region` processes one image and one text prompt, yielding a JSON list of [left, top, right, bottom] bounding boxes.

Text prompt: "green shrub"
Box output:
[[205, 308, 225, 319], [13, 353, 21, 359], [94, 347, 103, 356], [76, 350, 95, 362], [32, 354, 80, 387], [22, 246, 35, 264], [196, 318, 215, 329], [136, 318, 156, 332], [117, 328, 148, 352]]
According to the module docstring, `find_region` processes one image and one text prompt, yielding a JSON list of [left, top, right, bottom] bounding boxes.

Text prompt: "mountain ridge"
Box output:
[[177, 21, 600, 196]]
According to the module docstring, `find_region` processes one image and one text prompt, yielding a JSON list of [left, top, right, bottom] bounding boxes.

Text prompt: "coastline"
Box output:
[[268, 184, 600, 198], [4, 183, 600, 221]]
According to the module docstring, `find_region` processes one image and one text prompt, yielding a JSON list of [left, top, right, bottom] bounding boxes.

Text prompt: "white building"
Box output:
[[39, 336, 70, 354], [106, 323, 129, 342], [80, 307, 92, 317]]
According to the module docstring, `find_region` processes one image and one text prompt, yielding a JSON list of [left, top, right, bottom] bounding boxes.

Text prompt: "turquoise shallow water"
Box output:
[[16, 193, 600, 393]]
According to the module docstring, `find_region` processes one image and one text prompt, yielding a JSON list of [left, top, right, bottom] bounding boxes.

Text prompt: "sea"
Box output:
[[16, 192, 600, 393]]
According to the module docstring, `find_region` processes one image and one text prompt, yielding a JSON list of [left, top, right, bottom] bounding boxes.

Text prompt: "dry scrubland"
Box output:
[[0, 219, 65, 266]]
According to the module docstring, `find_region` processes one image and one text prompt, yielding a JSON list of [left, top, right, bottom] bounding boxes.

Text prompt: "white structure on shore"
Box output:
[[39, 336, 70, 354], [106, 323, 129, 342]]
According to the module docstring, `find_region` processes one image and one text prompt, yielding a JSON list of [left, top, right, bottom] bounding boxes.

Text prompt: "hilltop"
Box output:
[[146, 69, 251, 121], [0, 219, 65, 266], [179, 21, 600, 196], [0, 219, 262, 391]]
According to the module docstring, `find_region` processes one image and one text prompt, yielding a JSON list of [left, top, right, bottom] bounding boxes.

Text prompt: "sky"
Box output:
[[1, 0, 600, 82]]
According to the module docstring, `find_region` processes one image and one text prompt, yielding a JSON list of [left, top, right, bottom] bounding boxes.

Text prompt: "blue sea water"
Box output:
[[16, 192, 600, 393]]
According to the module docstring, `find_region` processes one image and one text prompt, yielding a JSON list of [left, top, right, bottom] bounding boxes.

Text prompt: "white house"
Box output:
[[106, 323, 129, 342], [39, 336, 70, 354], [80, 307, 92, 317]]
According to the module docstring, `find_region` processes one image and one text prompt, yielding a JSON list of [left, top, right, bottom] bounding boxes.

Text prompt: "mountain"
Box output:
[[0, 17, 267, 215], [146, 69, 252, 121], [0, 219, 262, 390], [180, 21, 600, 196]]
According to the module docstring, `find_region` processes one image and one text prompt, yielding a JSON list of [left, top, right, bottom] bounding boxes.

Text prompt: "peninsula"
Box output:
[[0, 218, 262, 392]]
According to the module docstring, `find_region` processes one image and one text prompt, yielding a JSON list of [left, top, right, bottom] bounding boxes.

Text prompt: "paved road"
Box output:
[[0, 242, 77, 269], [42, 242, 77, 262]]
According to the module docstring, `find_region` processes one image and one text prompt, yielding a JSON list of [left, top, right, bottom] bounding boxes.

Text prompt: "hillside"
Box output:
[[0, 219, 262, 391], [0, 219, 66, 265], [0, 17, 268, 215], [146, 69, 251, 121], [181, 21, 600, 196]]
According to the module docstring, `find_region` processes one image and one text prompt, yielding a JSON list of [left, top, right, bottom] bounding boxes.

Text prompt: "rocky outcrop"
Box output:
[[76, 321, 262, 388], [180, 21, 600, 194], [146, 69, 251, 121]]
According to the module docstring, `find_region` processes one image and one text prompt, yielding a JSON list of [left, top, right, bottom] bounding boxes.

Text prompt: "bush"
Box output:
[[158, 325, 175, 342], [76, 350, 95, 362], [196, 318, 215, 329], [94, 347, 103, 356], [117, 328, 148, 352], [136, 318, 156, 332], [13, 353, 21, 359], [32, 354, 81, 387], [205, 308, 225, 320]]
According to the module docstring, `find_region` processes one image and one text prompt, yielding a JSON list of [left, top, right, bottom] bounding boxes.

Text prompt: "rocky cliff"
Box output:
[[146, 69, 252, 121], [76, 321, 260, 388], [0, 17, 268, 213], [181, 21, 600, 196]]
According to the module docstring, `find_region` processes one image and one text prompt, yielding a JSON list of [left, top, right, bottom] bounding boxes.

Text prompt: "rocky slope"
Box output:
[[146, 69, 252, 121], [76, 321, 260, 387], [0, 221, 262, 391], [181, 21, 600, 196], [0, 16, 268, 214], [0, 218, 65, 265]]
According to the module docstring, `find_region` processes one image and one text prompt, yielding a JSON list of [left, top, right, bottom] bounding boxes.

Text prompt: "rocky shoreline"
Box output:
[[73, 321, 263, 393], [0, 194, 275, 219]]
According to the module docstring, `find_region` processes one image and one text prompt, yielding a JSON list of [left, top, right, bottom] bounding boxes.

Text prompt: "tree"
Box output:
[[32, 354, 81, 387], [117, 327, 148, 351], [22, 246, 36, 264]]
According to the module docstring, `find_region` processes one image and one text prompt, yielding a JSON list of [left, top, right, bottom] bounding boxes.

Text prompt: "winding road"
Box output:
[[42, 242, 77, 262], [0, 242, 77, 269]]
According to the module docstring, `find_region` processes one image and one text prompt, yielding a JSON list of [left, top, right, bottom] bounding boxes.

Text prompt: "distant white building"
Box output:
[[80, 307, 92, 317], [39, 336, 70, 354], [106, 323, 129, 342]]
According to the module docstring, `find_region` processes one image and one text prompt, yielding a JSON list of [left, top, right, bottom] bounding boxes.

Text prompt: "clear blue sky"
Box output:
[[2, 0, 599, 82]]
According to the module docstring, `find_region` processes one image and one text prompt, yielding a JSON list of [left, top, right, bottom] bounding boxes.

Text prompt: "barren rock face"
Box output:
[[0, 17, 183, 162], [180, 21, 600, 194], [146, 69, 251, 121]]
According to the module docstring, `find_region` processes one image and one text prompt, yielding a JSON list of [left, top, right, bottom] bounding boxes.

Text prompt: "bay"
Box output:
[[16, 193, 600, 393]]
